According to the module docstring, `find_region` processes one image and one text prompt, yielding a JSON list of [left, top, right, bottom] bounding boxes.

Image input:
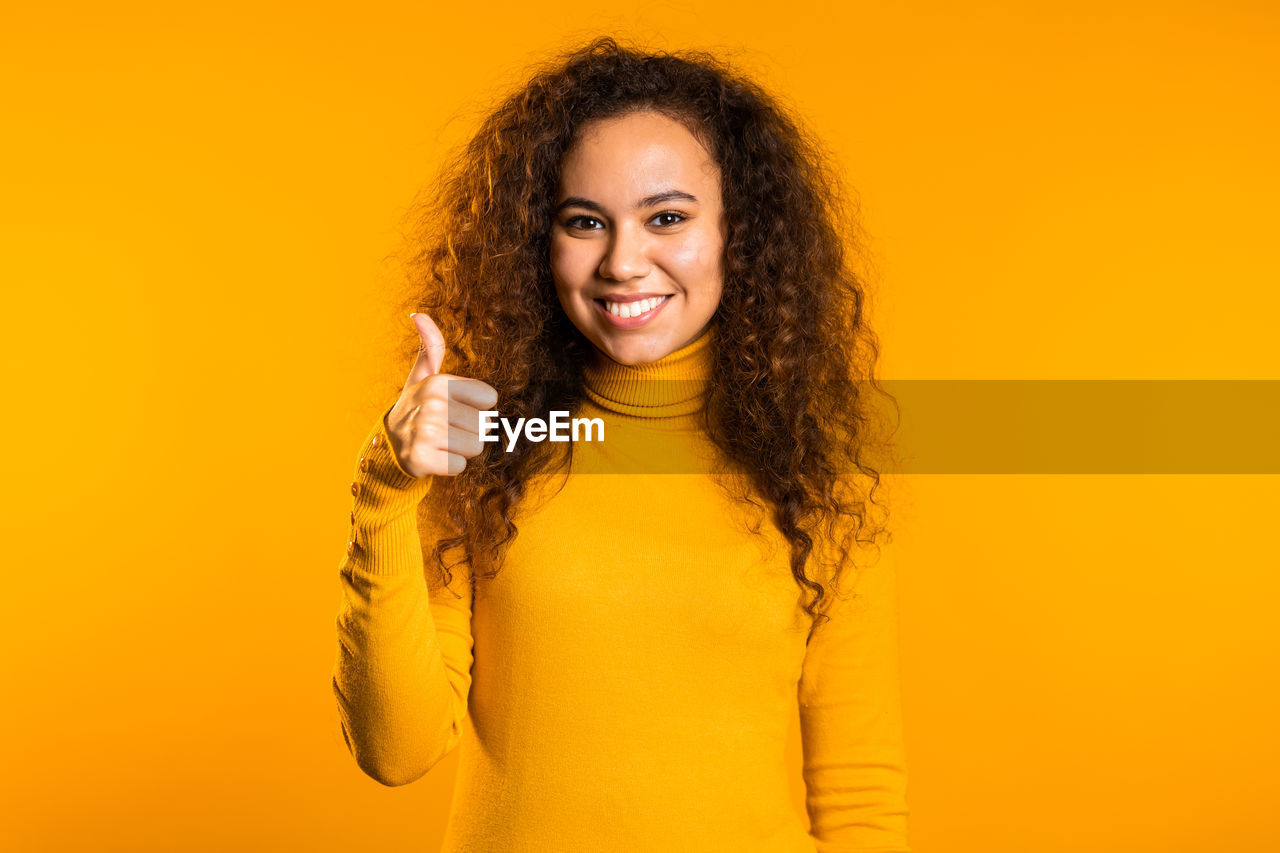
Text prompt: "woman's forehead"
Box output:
[[558, 112, 721, 202]]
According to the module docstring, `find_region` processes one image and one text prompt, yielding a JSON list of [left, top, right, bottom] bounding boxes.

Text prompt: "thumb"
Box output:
[[408, 312, 447, 384]]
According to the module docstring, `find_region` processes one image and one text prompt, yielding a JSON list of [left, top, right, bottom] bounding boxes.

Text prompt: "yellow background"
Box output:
[[3, 1, 1277, 850]]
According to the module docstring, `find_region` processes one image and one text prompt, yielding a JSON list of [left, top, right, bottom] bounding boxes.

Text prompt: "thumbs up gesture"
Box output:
[[384, 313, 500, 478]]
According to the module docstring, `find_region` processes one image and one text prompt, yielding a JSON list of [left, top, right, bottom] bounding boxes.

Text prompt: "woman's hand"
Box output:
[[385, 313, 499, 478]]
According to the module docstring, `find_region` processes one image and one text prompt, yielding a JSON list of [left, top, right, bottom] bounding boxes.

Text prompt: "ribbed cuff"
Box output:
[[339, 403, 435, 577]]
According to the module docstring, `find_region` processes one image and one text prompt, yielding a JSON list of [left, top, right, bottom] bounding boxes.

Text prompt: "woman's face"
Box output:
[[550, 109, 726, 366]]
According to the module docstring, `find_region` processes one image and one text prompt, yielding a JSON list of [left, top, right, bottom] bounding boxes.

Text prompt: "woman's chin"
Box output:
[[592, 334, 669, 367]]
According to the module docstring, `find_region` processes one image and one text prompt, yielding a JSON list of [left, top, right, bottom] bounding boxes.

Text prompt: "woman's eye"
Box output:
[[562, 212, 686, 231]]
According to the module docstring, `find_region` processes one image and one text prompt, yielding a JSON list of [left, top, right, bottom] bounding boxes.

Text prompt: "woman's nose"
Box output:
[[597, 223, 651, 281]]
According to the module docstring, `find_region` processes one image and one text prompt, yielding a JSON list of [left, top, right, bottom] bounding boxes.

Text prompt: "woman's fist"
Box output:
[[384, 313, 499, 478]]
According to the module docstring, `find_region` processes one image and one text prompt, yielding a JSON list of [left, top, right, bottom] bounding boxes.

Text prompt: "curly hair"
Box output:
[[385, 35, 899, 626]]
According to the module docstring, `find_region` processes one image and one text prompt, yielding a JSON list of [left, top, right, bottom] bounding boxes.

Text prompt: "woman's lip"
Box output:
[[593, 291, 670, 304], [593, 294, 673, 329]]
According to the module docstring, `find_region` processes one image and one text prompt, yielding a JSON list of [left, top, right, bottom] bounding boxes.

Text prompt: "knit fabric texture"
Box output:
[[332, 325, 912, 852]]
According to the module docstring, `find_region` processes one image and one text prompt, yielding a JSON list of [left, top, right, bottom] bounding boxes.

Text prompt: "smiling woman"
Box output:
[[551, 111, 726, 365], [332, 35, 910, 853]]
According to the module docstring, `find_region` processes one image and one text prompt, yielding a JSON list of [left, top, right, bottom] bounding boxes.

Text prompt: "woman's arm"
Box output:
[[331, 404, 475, 786], [799, 542, 912, 852]]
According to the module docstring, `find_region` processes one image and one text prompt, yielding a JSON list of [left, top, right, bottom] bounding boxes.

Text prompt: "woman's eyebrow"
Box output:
[[554, 190, 698, 215]]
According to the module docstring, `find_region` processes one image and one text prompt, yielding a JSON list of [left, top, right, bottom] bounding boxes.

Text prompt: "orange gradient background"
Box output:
[[3, 2, 1277, 851]]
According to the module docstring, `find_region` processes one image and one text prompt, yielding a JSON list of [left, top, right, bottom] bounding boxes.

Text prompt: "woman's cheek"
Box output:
[[549, 237, 569, 278], [552, 240, 596, 288], [666, 231, 722, 288]]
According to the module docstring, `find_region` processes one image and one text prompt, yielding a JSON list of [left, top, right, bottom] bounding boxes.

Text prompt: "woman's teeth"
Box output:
[[603, 295, 669, 318]]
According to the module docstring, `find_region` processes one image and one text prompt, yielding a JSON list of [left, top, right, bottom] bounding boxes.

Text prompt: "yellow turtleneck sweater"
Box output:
[[332, 326, 912, 852]]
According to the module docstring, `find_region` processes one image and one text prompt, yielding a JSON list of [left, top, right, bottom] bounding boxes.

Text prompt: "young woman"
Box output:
[[333, 36, 910, 852]]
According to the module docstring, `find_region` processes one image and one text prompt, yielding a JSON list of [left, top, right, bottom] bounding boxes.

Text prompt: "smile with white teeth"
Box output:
[[601, 295, 669, 318]]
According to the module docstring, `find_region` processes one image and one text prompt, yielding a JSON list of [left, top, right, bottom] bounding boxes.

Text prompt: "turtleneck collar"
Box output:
[[581, 324, 715, 419]]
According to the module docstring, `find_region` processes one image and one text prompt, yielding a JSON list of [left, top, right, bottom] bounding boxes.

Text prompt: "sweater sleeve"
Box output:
[[331, 403, 476, 787], [798, 542, 913, 852]]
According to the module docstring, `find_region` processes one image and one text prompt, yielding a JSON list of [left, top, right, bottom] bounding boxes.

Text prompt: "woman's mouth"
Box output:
[[593, 294, 672, 329]]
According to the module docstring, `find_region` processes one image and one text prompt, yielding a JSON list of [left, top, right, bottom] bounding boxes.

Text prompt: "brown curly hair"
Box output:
[[383, 35, 899, 626]]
